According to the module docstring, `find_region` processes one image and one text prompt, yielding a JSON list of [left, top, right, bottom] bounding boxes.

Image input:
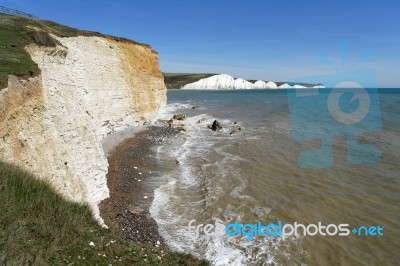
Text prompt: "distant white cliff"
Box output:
[[181, 74, 323, 90], [278, 83, 325, 89]]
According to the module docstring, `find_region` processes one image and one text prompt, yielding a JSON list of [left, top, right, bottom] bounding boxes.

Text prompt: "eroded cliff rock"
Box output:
[[0, 35, 166, 226]]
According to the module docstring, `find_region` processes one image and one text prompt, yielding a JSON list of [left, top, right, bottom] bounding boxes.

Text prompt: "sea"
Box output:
[[150, 89, 400, 266]]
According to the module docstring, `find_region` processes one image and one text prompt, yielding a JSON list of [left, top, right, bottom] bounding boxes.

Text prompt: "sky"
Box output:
[[2, 0, 400, 87]]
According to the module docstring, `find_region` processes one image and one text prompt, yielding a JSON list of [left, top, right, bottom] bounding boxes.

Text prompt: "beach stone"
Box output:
[[128, 206, 141, 214], [192, 105, 200, 109], [173, 114, 186, 120], [210, 120, 222, 131], [166, 119, 173, 127]]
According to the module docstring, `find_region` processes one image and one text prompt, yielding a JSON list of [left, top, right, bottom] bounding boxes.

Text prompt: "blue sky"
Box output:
[[2, 0, 400, 87]]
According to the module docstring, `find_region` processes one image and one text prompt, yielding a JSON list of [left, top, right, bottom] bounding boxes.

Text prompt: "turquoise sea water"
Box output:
[[151, 89, 400, 265]]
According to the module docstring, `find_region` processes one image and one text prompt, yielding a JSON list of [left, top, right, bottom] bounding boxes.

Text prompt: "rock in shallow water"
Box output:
[[173, 114, 186, 120], [209, 120, 222, 131], [166, 119, 173, 127]]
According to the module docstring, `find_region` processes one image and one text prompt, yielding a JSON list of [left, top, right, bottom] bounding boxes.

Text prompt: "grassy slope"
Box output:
[[0, 14, 149, 89], [0, 160, 208, 265]]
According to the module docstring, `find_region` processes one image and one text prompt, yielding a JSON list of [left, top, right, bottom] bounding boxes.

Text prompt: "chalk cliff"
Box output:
[[0, 34, 165, 226], [179, 74, 324, 90]]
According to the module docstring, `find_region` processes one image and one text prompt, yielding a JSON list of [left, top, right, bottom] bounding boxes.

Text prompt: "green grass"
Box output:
[[0, 160, 208, 265], [0, 14, 149, 89]]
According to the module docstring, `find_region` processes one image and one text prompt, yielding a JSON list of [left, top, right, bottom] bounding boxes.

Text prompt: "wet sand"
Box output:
[[99, 126, 180, 246]]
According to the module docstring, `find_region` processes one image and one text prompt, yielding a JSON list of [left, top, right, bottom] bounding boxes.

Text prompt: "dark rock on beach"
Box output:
[[173, 113, 186, 120], [209, 120, 222, 131], [166, 119, 173, 127]]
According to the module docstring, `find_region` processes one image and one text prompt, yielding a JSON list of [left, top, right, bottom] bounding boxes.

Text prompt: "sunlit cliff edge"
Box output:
[[0, 14, 166, 226]]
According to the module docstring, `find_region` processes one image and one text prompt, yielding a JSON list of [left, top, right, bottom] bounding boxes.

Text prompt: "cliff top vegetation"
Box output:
[[0, 13, 150, 89]]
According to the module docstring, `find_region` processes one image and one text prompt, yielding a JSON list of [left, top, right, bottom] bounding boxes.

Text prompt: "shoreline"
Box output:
[[99, 125, 180, 246], [101, 125, 148, 158]]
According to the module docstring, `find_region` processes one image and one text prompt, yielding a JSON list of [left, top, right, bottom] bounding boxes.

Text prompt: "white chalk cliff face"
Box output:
[[181, 74, 323, 89], [234, 78, 255, 89], [0, 35, 165, 226], [181, 74, 268, 89]]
